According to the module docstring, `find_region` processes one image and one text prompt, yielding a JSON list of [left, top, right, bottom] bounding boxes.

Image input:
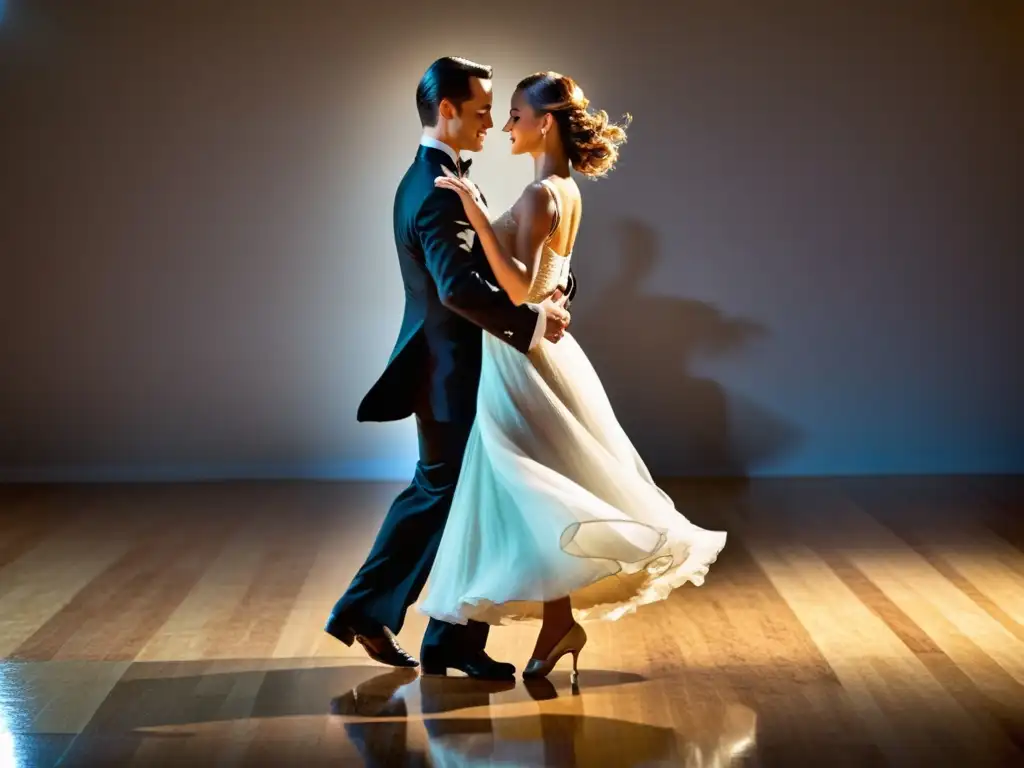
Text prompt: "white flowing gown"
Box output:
[[418, 180, 727, 625]]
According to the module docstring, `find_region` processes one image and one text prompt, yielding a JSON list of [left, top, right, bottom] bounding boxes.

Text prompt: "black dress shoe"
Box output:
[[420, 647, 515, 680], [325, 613, 418, 668], [324, 612, 358, 646]]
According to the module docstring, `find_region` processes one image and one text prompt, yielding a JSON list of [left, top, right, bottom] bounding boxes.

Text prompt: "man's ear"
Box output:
[[438, 98, 457, 120]]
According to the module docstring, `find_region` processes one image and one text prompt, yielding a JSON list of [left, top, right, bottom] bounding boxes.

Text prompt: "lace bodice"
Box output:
[[491, 180, 572, 304]]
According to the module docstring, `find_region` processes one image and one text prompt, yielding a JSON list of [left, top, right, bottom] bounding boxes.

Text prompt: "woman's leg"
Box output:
[[531, 596, 576, 659]]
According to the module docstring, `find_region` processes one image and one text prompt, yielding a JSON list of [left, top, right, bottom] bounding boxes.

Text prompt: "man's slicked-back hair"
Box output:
[[416, 56, 493, 127]]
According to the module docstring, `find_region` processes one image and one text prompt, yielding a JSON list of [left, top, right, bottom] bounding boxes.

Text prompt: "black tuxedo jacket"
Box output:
[[357, 145, 577, 423]]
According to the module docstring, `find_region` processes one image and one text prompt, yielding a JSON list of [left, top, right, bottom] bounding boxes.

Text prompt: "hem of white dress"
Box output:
[[418, 528, 727, 626]]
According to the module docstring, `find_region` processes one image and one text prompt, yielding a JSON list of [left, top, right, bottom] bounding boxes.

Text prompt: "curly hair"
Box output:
[[516, 71, 631, 178]]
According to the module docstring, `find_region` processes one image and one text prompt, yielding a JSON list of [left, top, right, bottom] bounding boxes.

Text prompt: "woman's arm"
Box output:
[[434, 172, 556, 306], [415, 186, 544, 353]]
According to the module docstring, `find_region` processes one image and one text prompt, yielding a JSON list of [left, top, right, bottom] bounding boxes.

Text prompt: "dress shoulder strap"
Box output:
[[538, 178, 562, 237]]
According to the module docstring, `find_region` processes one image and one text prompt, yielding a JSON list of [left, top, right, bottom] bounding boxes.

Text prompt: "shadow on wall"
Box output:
[[569, 219, 801, 478]]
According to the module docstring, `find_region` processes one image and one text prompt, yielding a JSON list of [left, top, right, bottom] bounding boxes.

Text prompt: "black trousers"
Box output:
[[330, 415, 488, 653]]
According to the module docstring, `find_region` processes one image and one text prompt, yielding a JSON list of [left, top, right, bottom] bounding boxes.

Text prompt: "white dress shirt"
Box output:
[[419, 136, 548, 351]]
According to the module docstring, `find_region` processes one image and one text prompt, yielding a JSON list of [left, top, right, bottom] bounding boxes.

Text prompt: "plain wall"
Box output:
[[1, 0, 1021, 481]]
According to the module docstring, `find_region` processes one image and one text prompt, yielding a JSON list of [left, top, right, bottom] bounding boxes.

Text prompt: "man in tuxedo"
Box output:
[[325, 56, 575, 679]]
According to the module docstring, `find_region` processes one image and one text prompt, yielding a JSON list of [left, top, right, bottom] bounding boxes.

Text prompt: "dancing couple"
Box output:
[[325, 56, 727, 681]]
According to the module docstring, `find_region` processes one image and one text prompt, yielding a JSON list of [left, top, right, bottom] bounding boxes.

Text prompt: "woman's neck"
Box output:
[[533, 151, 571, 181]]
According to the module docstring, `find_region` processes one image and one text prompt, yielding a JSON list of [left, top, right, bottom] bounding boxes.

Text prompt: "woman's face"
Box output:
[[503, 89, 550, 155]]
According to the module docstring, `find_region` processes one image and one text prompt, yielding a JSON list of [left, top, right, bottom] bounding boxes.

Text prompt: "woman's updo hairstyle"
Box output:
[[516, 71, 631, 179]]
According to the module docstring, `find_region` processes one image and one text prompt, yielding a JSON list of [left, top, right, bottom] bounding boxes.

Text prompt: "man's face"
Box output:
[[446, 76, 494, 153]]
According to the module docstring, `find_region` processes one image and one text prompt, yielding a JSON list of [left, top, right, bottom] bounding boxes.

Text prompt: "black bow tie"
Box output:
[[457, 157, 472, 176]]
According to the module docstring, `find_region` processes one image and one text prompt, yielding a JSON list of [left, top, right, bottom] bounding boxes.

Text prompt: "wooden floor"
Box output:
[[0, 476, 1022, 767]]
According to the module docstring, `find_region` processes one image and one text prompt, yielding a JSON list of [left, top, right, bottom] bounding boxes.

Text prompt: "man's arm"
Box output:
[[416, 187, 563, 353]]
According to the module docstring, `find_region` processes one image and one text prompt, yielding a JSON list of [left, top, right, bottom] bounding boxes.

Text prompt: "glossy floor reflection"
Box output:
[[0, 659, 756, 766], [1, 477, 1022, 765], [339, 670, 756, 767]]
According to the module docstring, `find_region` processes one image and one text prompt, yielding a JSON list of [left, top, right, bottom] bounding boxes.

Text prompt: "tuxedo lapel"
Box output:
[[416, 144, 488, 254]]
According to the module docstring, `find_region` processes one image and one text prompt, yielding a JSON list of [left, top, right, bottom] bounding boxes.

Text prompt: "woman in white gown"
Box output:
[[421, 72, 727, 679]]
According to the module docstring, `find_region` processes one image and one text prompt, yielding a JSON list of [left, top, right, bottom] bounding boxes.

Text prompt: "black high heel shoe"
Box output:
[[522, 622, 587, 682]]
